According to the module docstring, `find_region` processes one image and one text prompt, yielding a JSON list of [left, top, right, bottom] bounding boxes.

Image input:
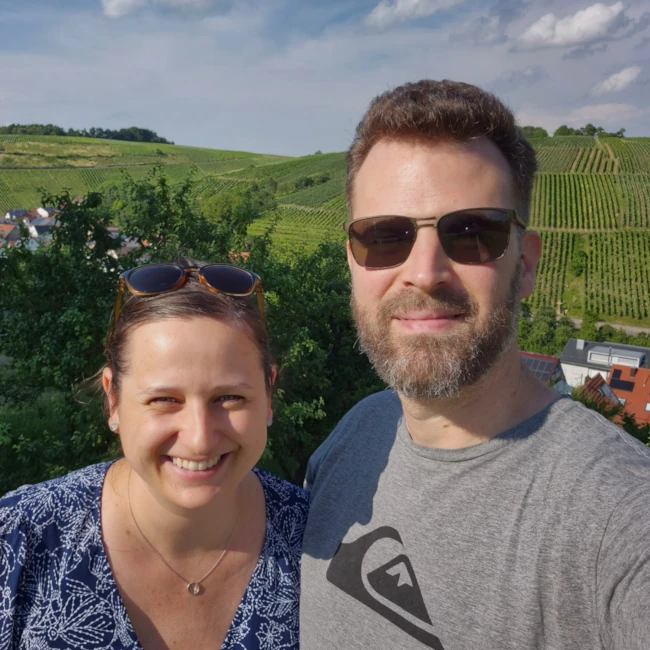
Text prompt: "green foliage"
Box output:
[[0, 170, 384, 493], [553, 124, 625, 138], [571, 389, 650, 445], [0, 123, 173, 144], [570, 249, 587, 277], [520, 125, 549, 139]]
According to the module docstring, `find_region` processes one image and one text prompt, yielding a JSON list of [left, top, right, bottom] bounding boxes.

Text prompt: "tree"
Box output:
[[554, 125, 573, 136], [520, 126, 549, 140], [0, 171, 382, 492]]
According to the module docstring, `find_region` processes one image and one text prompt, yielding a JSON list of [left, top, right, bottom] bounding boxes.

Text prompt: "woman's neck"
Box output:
[[110, 459, 244, 558]]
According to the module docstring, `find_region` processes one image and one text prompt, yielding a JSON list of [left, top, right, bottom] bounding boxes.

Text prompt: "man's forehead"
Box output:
[[351, 136, 516, 215]]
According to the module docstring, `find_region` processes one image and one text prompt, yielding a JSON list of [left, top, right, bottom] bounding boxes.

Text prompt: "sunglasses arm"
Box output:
[[110, 278, 126, 334], [254, 279, 266, 325]]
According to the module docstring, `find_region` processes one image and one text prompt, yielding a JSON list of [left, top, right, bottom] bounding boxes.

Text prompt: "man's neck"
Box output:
[[400, 345, 558, 449]]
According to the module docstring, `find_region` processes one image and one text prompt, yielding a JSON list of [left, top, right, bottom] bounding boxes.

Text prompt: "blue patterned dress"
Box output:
[[0, 463, 309, 649]]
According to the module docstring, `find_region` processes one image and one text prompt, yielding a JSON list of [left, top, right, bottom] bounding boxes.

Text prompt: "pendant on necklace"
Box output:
[[187, 582, 201, 596]]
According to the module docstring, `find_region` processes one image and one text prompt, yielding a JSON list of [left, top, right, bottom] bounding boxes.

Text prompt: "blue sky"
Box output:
[[1, 0, 649, 155]]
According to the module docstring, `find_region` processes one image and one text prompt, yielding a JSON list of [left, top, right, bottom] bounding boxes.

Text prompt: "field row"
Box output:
[[605, 138, 650, 173], [585, 231, 650, 320], [279, 170, 346, 207], [530, 174, 620, 229], [526, 232, 575, 312], [0, 165, 264, 213]]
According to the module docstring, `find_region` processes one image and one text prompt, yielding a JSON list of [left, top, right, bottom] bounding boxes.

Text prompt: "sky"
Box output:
[[1, 0, 649, 156]]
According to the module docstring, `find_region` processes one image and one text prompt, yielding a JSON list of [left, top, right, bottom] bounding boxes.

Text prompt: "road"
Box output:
[[570, 318, 650, 336]]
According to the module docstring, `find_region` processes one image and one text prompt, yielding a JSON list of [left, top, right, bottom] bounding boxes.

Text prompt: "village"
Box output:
[[0, 205, 138, 256]]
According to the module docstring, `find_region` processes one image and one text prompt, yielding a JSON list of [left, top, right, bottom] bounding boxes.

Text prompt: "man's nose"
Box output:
[[397, 225, 454, 292]]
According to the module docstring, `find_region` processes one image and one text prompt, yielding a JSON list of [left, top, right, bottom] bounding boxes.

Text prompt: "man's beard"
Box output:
[[352, 265, 521, 401]]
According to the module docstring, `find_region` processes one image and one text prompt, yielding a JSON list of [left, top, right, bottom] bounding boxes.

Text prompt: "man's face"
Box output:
[[348, 137, 537, 400]]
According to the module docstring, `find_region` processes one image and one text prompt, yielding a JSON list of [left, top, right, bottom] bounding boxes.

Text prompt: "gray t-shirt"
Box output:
[[301, 393, 650, 650]]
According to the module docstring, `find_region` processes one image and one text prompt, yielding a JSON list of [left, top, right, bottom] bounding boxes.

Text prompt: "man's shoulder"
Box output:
[[305, 390, 402, 491], [314, 390, 401, 453], [534, 398, 650, 487]]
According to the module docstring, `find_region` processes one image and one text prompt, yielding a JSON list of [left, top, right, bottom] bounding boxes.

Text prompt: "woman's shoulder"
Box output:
[[254, 469, 309, 554], [0, 462, 111, 538]]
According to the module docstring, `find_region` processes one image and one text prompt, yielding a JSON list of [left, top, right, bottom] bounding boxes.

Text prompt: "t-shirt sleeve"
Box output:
[[304, 435, 327, 491], [597, 486, 650, 650]]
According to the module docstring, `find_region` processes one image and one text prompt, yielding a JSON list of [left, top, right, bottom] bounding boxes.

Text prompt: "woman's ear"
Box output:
[[266, 366, 278, 423], [102, 367, 118, 419]]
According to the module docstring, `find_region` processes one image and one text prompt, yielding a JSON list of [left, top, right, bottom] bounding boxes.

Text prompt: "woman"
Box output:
[[0, 261, 309, 649]]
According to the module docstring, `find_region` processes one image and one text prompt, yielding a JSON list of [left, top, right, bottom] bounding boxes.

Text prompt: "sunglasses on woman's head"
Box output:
[[343, 207, 526, 269], [111, 263, 264, 329]]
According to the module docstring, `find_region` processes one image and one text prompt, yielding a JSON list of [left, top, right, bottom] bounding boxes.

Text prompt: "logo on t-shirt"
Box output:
[[326, 526, 445, 649]]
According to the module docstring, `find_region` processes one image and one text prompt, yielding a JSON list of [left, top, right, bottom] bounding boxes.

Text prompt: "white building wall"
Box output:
[[560, 363, 608, 388]]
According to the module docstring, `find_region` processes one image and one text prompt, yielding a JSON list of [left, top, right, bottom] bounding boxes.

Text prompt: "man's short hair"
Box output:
[[346, 79, 538, 223]]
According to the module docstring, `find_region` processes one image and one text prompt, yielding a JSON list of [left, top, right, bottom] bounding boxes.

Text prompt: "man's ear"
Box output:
[[346, 239, 355, 271], [102, 367, 118, 418], [519, 229, 542, 300]]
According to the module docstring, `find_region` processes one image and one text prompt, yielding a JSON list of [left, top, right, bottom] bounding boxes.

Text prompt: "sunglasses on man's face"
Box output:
[[111, 263, 264, 328], [343, 208, 526, 269]]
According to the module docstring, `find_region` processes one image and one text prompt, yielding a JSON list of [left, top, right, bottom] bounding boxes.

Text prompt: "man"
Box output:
[[300, 80, 650, 650]]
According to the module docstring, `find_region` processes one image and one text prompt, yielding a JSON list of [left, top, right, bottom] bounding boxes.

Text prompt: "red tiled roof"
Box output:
[[607, 364, 650, 424], [580, 374, 620, 408]]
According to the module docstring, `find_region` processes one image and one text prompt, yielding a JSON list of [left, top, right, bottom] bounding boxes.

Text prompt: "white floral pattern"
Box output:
[[0, 463, 308, 649]]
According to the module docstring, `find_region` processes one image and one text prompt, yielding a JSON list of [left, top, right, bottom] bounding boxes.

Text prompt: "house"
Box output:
[[578, 373, 620, 408], [607, 365, 650, 424], [3, 209, 28, 222], [0, 223, 20, 244], [37, 206, 58, 218], [559, 338, 650, 388], [520, 351, 563, 384]]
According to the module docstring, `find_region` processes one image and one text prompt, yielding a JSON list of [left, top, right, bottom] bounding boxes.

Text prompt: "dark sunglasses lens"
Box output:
[[438, 210, 511, 264], [202, 265, 255, 294], [128, 264, 184, 293], [348, 217, 415, 268]]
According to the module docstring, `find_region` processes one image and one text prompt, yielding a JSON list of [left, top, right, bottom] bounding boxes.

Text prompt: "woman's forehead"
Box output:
[[124, 317, 262, 378]]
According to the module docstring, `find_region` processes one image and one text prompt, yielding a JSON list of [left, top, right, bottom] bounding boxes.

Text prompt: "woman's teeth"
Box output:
[[170, 455, 222, 471]]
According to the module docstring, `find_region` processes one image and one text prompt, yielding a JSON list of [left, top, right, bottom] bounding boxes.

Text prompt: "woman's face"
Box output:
[[103, 316, 271, 512]]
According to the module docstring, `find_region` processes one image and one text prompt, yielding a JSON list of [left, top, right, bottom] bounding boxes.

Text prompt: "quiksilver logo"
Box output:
[[326, 526, 444, 649]]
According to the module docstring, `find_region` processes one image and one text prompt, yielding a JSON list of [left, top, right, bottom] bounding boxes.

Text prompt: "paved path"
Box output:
[[570, 318, 650, 336]]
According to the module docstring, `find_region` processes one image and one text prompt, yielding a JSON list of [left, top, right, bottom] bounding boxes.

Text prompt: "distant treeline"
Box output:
[[520, 124, 626, 140], [0, 124, 173, 144]]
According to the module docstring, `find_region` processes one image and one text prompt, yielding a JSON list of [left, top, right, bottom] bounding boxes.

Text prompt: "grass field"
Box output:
[[2, 134, 649, 325]]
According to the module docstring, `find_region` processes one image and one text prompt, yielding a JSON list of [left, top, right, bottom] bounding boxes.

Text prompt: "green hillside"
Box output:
[[1, 134, 649, 325]]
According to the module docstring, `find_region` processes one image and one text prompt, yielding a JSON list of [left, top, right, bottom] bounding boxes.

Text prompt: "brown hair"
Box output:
[[103, 258, 272, 414], [346, 79, 537, 223]]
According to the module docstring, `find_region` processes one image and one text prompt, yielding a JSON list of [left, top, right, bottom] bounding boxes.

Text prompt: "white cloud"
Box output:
[[591, 66, 642, 94], [101, 0, 220, 18], [365, 0, 465, 29], [518, 2, 626, 49], [102, 0, 147, 18], [568, 103, 642, 122]]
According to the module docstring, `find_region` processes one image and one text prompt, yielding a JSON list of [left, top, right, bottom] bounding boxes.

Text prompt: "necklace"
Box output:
[[126, 468, 241, 596]]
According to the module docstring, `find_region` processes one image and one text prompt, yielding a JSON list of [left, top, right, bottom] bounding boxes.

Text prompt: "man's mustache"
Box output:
[[378, 287, 477, 318]]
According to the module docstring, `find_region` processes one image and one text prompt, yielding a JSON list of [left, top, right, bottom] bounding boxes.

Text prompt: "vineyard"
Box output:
[[1, 134, 650, 324], [585, 231, 650, 321]]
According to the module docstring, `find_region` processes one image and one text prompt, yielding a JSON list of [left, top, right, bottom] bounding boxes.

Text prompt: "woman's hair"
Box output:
[[347, 79, 538, 223], [103, 258, 272, 414]]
